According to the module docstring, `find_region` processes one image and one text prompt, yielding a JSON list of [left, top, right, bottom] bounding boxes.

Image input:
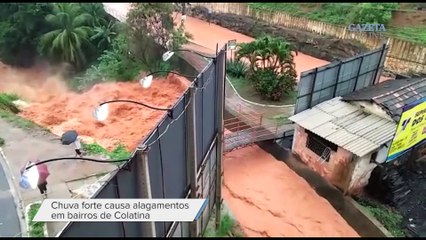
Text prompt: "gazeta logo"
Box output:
[[347, 23, 386, 37]]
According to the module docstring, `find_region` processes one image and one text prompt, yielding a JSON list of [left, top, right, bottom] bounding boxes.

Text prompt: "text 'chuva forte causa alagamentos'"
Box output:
[[33, 199, 208, 222]]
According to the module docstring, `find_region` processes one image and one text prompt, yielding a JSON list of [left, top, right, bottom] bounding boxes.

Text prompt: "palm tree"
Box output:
[[236, 36, 297, 75], [38, 3, 94, 70], [90, 20, 119, 50]]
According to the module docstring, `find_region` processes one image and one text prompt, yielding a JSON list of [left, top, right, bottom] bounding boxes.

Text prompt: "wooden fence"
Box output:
[[193, 3, 426, 74]]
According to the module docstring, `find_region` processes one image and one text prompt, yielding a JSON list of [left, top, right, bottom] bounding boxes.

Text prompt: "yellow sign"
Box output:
[[387, 97, 426, 161]]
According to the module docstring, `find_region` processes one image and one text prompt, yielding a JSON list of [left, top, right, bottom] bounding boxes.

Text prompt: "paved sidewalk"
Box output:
[[0, 119, 117, 236]]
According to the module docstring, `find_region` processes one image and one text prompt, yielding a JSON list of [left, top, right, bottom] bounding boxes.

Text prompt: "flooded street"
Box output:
[[223, 145, 359, 237]]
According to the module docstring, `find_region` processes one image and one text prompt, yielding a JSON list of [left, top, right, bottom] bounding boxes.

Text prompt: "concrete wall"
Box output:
[[348, 142, 390, 194], [193, 3, 426, 75], [292, 125, 353, 190]]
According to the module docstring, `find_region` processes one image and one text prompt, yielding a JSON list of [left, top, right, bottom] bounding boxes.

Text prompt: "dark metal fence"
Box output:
[[294, 44, 388, 114], [58, 45, 227, 237]]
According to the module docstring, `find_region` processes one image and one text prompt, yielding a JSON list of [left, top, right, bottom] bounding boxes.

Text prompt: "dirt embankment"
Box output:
[[18, 75, 189, 151], [0, 61, 189, 151], [189, 6, 369, 62]]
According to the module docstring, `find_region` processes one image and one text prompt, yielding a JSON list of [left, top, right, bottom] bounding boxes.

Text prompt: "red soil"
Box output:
[[8, 70, 190, 151]]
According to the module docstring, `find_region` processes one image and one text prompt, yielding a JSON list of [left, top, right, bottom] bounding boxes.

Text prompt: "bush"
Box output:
[[226, 59, 248, 78], [347, 3, 398, 25], [71, 33, 147, 91], [0, 93, 20, 113], [248, 68, 296, 101], [0, 137, 5, 147], [28, 203, 45, 237], [357, 198, 405, 237]]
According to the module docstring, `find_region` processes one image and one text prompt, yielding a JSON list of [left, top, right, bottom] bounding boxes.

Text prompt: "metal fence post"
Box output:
[[215, 47, 226, 230], [187, 85, 199, 237], [139, 145, 156, 237], [373, 43, 387, 85]]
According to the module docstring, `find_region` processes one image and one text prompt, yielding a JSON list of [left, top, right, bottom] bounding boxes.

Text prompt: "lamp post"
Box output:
[[139, 68, 202, 237], [92, 98, 177, 237]]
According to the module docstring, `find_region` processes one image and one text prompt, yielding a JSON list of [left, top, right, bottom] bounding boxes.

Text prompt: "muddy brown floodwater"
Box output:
[[223, 144, 359, 237], [0, 62, 189, 151]]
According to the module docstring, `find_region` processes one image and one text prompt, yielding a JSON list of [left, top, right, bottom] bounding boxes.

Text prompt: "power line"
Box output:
[[144, 57, 216, 148]]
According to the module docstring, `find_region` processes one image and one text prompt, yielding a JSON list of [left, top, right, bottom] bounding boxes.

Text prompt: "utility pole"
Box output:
[[186, 85, 199, 237], [215, 44, 226, 230]]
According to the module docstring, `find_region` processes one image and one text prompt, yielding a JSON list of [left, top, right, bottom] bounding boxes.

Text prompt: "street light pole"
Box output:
[[215, 44, 226, 230], [186, 84, 199, 237]]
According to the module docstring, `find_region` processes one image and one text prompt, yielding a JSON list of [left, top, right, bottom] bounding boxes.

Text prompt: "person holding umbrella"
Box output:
[[61, 130, 83, 157], [20, 160, 50, 198]]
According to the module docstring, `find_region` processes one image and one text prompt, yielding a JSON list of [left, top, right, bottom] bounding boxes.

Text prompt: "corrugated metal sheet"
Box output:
[[342, 77, 426, 122], [289, 97, 397, 157]]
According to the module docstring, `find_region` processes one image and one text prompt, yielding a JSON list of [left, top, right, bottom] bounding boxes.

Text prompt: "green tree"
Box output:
[[0, 3, 53, 67], [80, 3, 117, 51], [348, 3, 399, 25], [90, 20, 120, 50], [79, 3, 110, 27], [237, 36, 297, 101], [38, 3, 95, 71], [126, 3, 192, 70], [73, 33, 146, 91]]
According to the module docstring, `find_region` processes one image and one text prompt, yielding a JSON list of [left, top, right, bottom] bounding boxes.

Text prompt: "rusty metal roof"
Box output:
[[342, 78, 426, 122], [289, 97, 396, 157]]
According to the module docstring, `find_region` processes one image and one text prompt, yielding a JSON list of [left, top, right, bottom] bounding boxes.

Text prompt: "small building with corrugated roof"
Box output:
[[289, 78, 426, 194]]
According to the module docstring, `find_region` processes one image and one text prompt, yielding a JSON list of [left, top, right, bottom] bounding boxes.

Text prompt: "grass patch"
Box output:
[[268, 114, 290, 125], [0, 111, 44, 130], [357, 198, 405, 237], [0, 137, 4, 147], [28, 203, 45, 237], [228, 76, 297, 105], [386, 26, 426, 45], [0, 93, 44, 130], [82, 142, 131, 164], [203, 211, 243, 237], [0, 93, 20, 113], [249, 3, 354, 25]]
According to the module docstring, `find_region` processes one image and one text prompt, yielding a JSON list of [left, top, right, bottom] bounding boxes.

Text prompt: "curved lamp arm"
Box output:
[[140, 70, 197, 89], [20, 157, 132, 190], [146, 70, 197, 79], [99, 99, 171, 112], [162, 49, 215, 62], [94, 99, 173, 121], [25, 157, 130, 170]]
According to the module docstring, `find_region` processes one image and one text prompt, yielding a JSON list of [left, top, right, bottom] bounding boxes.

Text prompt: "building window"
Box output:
[[305, 130, 338, 162]]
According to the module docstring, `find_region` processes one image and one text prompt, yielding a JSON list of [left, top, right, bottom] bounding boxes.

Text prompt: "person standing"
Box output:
[[38, 180, 48, 198], [73, 136, 83, 157]]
